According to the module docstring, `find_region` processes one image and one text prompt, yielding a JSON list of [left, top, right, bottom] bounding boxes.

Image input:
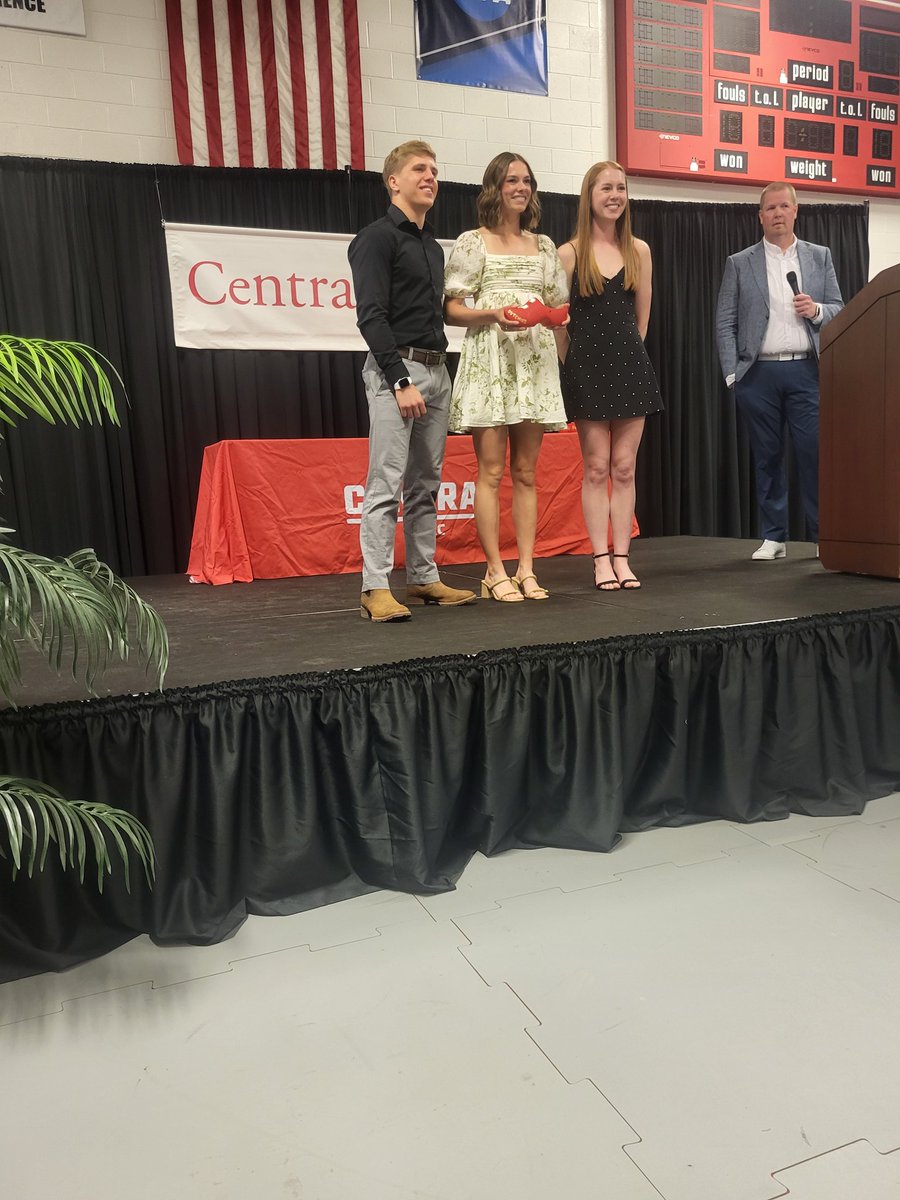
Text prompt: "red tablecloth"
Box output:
[[188, 433, 636, 584]]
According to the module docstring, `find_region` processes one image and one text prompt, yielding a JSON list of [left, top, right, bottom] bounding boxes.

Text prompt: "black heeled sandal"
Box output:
[[592, 552, 621, 591], [612, 553, 641, 590]]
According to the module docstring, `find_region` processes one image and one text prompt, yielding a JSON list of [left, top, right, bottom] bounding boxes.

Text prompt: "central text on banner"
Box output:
[[164, 222, 464, 353]]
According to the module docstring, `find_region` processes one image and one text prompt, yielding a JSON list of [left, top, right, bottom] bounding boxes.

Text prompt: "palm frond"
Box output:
[[0, 334, 122, 429], [0, 337, 159, 892], [0, 777, 155, 891], [0, 538, 168, 705]]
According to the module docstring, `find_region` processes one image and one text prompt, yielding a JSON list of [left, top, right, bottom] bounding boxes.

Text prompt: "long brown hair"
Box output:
[[476, 151, 541, 231], [571, 161, 640, 297]]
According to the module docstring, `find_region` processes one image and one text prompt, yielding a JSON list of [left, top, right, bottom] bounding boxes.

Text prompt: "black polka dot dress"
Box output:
[[561, 267, 663, 421]]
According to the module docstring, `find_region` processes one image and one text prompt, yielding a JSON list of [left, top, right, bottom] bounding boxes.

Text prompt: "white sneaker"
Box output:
[[752, 540, 786, 560]]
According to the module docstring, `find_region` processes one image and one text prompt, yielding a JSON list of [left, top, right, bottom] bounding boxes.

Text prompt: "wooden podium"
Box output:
[[819, 263, 900, 579]]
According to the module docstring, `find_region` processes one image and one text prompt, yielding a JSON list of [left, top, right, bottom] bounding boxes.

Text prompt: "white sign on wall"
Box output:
[[164, 222, 465, 352], [0, 0, 86, 36]]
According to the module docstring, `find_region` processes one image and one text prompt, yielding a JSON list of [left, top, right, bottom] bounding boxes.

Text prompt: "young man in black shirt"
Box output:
[[348, 140, 476, 621]]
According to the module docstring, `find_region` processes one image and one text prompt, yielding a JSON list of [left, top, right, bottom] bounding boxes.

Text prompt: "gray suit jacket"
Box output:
[[715, 238, 844, 384]]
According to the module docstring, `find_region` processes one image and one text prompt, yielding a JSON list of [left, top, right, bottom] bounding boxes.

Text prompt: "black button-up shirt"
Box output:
[[348, 204, 448, 389]]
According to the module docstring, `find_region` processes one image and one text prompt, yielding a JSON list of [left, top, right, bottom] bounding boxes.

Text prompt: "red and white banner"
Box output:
[[164, 0, 364, 170], [164, 222, 465, 351], [165, 222, 359, 350]]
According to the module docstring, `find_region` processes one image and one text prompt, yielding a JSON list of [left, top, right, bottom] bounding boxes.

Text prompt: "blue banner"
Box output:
[[415, 0, 548, 96]]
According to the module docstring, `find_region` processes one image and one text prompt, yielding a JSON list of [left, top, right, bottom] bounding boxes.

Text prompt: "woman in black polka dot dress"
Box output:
[[558, 161, 663, 591]]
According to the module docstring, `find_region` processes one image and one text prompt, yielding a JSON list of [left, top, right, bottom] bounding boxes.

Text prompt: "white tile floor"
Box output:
[[2, 795, 900, 1200]]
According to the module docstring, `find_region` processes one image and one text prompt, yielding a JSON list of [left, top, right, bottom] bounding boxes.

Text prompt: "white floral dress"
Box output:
[[444, 229, 569, 431]]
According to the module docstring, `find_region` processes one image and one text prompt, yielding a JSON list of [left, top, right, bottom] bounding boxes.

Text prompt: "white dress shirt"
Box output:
[[759, 237, 820, 357]]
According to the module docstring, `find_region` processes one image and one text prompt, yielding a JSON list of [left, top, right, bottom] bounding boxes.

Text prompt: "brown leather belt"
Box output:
[[396, 345, 447, 366]]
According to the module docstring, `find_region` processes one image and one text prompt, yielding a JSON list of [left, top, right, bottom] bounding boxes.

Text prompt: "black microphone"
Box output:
[[785, 270, 818, 359]]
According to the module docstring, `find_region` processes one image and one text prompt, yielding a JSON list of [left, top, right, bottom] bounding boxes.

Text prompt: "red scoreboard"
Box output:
[[614, 0, 900, 195]]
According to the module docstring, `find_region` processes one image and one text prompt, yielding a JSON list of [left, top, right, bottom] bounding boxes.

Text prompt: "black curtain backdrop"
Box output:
[[0, 156, 869, 576]]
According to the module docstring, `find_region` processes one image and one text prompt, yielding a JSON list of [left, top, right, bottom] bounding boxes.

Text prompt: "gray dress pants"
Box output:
[[360, 353, 451, 591]]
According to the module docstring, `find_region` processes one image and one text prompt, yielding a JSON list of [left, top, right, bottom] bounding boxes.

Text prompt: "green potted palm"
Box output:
[[0, 334, 167, 891]]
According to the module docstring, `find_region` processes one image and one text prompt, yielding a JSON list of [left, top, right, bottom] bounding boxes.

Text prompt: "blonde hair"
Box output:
[[570, 160, 640, 297], [476, 151, 541, 231], [382, 141, 437, 195], [759, 181, 798, 208]]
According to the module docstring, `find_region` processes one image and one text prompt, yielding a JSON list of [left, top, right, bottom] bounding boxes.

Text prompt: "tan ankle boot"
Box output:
[[360, 589, 411, 622], [406, 581, 477, 606]]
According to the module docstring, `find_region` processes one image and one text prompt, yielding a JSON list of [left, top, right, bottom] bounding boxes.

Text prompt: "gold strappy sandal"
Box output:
[[480, 576, 524, 602], [513, 572, 549, 600]]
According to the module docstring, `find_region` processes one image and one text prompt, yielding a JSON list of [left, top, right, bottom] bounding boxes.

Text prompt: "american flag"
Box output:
[[164, 0, 364, 170]]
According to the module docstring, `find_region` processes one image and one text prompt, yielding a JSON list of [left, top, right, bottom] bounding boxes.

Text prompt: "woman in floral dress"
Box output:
[[444, 151, 568, 602]]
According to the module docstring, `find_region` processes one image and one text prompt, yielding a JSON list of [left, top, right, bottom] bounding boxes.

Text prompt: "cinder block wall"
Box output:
[[1, 0, 897, 275]]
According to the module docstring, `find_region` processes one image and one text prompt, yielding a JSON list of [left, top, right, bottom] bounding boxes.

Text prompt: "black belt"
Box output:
[[758, 351, 810, 361], [397, 345, 447, 366]]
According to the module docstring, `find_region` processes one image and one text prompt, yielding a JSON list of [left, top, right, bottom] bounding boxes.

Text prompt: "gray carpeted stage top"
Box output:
[[9, 536, 898, 707]]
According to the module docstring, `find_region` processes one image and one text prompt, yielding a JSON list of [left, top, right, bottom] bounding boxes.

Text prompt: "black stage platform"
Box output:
[[10, 535, 900, 701], [2, 537, 900, 981]]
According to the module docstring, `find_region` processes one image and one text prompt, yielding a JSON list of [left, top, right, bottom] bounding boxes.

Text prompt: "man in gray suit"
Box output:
[[716, 182, 844, 560]]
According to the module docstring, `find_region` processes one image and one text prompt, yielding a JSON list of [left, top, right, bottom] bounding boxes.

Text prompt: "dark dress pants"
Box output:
[[734, 358, 820, 543]]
